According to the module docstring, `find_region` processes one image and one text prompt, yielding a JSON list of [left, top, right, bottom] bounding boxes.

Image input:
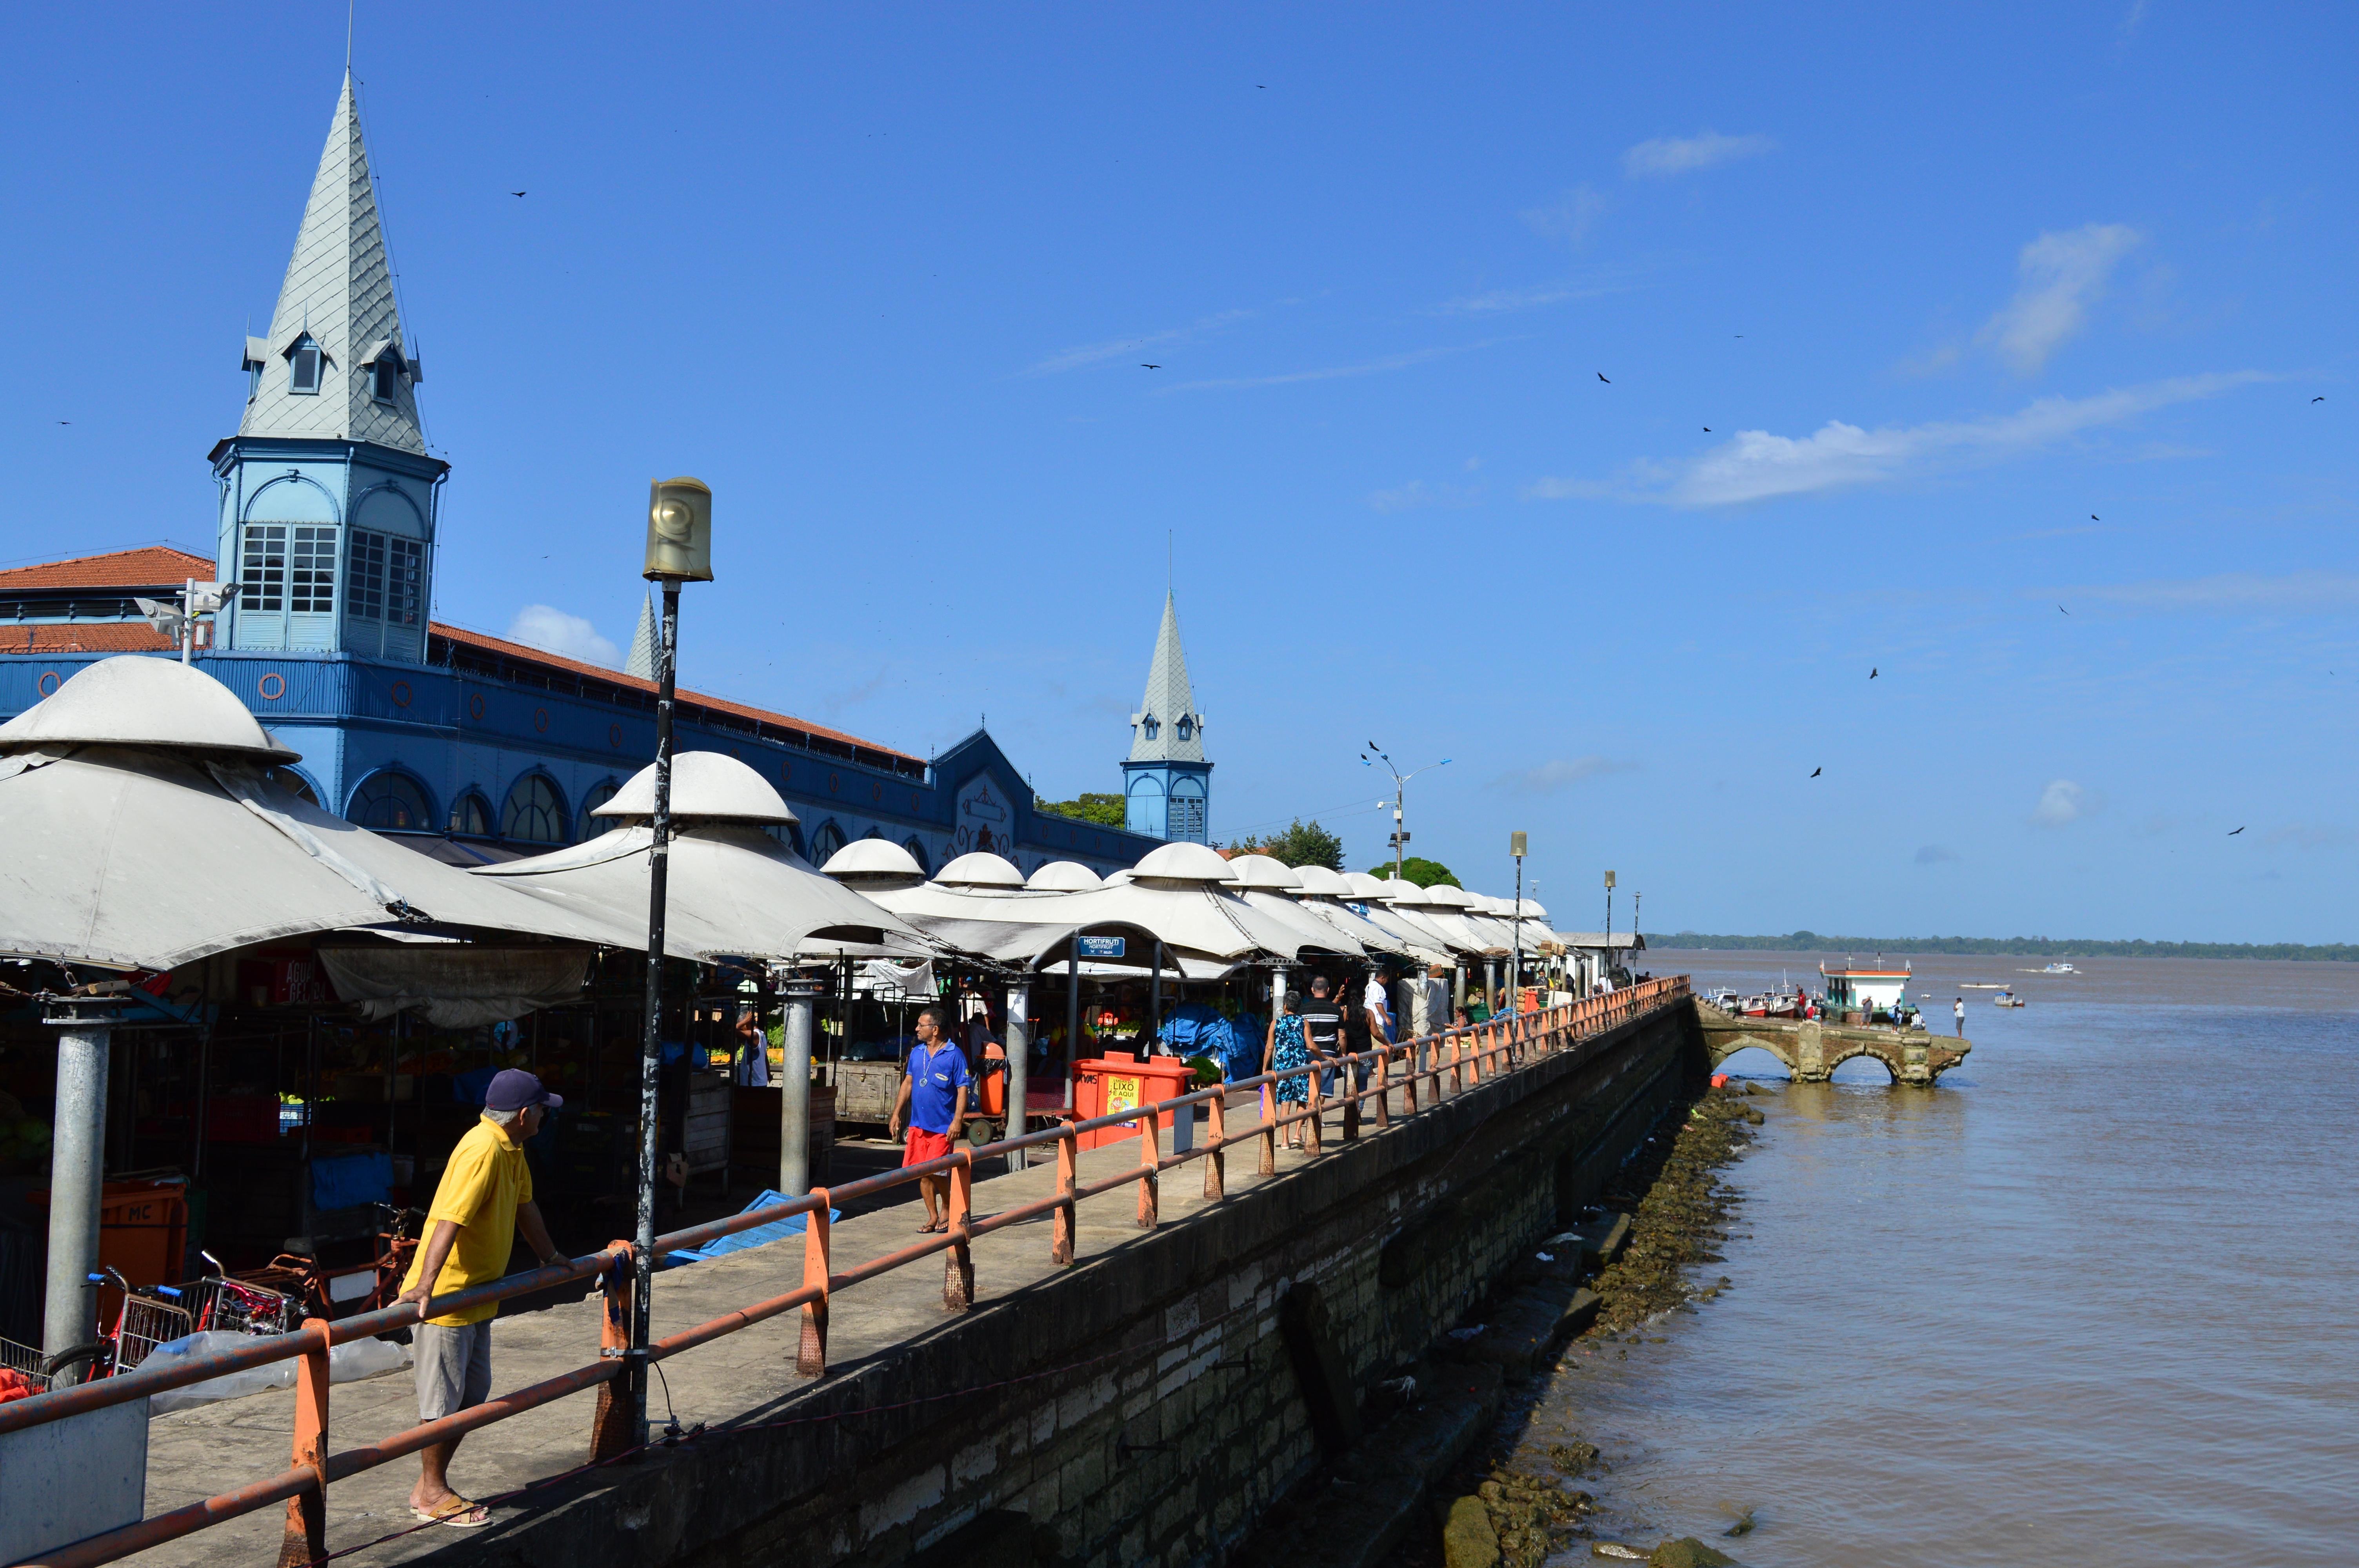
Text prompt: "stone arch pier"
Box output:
[[1695, 1001, 1970, 1086]]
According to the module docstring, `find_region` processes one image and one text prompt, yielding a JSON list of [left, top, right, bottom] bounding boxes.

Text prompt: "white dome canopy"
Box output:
[[596, 751, 798, 823], [821, 837, 926, 884], [1290, 864, 1352, 897], [935, 851, 1026, 888], [1505, 898, 1548, 920], [1131, 840, 1243, 887], [0, 655, 299, 761], [1026, 860, 1105, 891], [1224, 853, 1304, 891], [1421, 882, 1476, 907], [1378, 877, 1434, 907], [1341, 871, 1390, 898]]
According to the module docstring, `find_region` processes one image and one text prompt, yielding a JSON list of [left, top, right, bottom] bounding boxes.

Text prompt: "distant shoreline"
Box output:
[[1650, 931, 2358, 963]]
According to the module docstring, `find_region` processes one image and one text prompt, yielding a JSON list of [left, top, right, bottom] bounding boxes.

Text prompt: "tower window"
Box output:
[[449, 791, 492, 838], [287, 526, 336, 613], [241, 525, 289, 612], [371, 356, 402, 403], [289, 336, 322, 395], [1176, 717, 1193, 741], [1142, 716, 1160, 740], [345, 530, 422, 626]]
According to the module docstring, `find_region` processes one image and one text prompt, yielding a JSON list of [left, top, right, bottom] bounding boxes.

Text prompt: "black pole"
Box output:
[[1149, 939, 1163, 1054], [1065, 940, 1081, 1108], [630, 579, 681, 1445]]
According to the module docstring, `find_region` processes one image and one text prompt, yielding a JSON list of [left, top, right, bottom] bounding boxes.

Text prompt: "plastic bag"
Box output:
[[145, 1330, 413, 1415]]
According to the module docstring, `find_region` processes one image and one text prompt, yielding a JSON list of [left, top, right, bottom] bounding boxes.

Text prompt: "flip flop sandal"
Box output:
[[412, 1496, 492, 1528]]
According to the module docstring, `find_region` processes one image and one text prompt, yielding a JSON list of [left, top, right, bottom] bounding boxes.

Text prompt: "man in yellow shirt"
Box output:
[[393, 1069, 565, 1528]]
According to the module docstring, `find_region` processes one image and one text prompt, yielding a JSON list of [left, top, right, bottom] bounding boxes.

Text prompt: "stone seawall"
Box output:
[[415, 999, 1706, 1568]]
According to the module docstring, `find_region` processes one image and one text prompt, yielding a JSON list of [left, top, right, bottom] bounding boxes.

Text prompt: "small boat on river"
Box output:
[[1992, 990, 2025, 1007]]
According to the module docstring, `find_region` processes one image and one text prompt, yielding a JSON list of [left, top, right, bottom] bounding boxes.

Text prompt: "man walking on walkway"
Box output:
[[890, 1006, 970, 1235], [394, 1069, 566, 1529]]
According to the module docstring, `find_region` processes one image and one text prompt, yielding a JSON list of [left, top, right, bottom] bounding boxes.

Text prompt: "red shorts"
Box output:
[[902, 1127, 955, 1167]]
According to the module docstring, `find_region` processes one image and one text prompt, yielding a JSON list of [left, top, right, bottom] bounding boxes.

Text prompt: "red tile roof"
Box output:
[[0, 546, 216, 592], [428, 622, 915, 761], [4, 623, 177, 654], [0, 547, 916, 764]]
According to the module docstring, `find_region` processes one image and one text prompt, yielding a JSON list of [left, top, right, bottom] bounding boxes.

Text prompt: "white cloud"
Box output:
[[506, 605, 621, 669], [1491, 756, 1639, 795], [2032, 779, 2095, 827], [1521, 185, 1606, 249], [1167, 340, 1506, 392], [1981, 224, 2143, 375], [1024, 309, 1255, 376], [1366, 479, 1481, 514], [1622, 130, 1776, 178], [2058, 571, 2359, 614], [1624, 372, 2264, 507]]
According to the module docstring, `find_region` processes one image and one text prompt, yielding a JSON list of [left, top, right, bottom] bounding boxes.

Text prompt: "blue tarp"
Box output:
[[659, 1189, 841, 1268], [311, 1150, 392, 1212]]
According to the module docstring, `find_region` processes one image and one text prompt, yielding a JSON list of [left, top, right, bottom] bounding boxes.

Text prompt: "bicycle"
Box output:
[[186, 1251, 302, 1337], [40, 1266, 192, 1384]]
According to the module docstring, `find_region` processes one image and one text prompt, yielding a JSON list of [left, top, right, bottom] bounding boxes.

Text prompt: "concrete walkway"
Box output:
[[129, 1083, 1387, 1566]]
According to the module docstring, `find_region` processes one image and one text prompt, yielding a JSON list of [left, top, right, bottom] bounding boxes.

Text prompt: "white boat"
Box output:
[[2017, 962, 2078, 975], [1992, 990, 2025, 1007], [1959, 982, 2006, 990]]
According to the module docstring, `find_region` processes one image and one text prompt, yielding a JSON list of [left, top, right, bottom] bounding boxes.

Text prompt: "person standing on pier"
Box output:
[[890, 1006, 971, 1234], [394, 1069, 567, 1530], [1263, 996, 1312, 1149], [1954, 997, 1965, 1036], [1297, 974, 1346, 1102]]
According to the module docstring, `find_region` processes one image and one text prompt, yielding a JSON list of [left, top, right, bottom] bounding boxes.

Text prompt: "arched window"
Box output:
[[902, 837, 932, 876], [1176, 717, 1194, 742], [349, 770, 433, 831], [263, 767, 320, 806], [578, 780, 622, 840], [809, 820, 847, 862], [449, 791, 493, 838], [501, 773, 569, 844], [1142, 716, 1160, 740]]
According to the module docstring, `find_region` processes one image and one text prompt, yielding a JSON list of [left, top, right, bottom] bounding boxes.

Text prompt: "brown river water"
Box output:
[[1518, 951, 2356, 1566]]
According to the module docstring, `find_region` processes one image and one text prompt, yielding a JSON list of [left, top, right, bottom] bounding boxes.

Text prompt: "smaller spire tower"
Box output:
[[1121, 591, 1212, 842], [624, 592, 658, 679]]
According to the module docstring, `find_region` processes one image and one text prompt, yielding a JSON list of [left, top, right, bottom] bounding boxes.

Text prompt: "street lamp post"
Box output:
[[1509, 831, 1526, 1009], [1360, 745, 1450, 880], [1603, 869, 1616, 990], [629, 477, 713, 1446]]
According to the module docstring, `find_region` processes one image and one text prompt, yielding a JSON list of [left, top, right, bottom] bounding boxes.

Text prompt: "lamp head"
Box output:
[[1511, 831, 1527, 858], [643, 477, 714, 582]]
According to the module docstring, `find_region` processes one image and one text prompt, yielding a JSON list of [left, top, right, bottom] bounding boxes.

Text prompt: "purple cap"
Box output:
[[485, 1068, 562, 1112]]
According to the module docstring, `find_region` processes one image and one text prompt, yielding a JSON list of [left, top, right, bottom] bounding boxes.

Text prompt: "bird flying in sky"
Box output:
[[2059, 605, 2070, 615], [1141, 363, 1160, 369], [510, 191, 526, 197], [2314, 396, 2326, 402], [2228, 826, 2246, 835], [1870, 667, 1878, 679], [1596, 372, 1611, 383], [1809, 766, 1822, 778]]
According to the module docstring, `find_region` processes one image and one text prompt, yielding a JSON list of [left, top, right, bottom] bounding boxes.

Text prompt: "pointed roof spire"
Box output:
[[1127, 590, 1207, 764], [624, 591, 658, 679], [240, 73, 424, 455]]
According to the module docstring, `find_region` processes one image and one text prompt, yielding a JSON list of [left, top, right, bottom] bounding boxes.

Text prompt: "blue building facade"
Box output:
[[0, 74, 1163, 880]]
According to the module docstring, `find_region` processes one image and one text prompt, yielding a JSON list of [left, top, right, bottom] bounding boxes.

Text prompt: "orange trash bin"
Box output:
[[1070, 1052, 1196, 1151]]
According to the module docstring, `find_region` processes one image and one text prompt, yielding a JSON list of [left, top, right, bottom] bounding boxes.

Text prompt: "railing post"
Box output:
[[1053, 1116, 1080, 1265], [1136, 1100, 1160, 1229], [1402, 1036, 1420, 1113], [275, 1318, 331, 1568], [591, 1242, 639, 1457], [1467, 1027, 1483, 1085], [1449, 1031, 1463, 1094], [945, 1154, 975, 1309], [796, 1199, 831, 1376], [1258, 1083, 1277, 1177], [1305, 1065, 1323, 1154], [1372, 1045, 1390, 1129], [1203, 1091, 1226, 1201], [1341, 1055, 1360, 1142]]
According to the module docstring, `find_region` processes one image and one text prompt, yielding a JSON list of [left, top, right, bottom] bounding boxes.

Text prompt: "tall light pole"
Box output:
[[1603, 869, 1616, 990], [1510, 831, 1526, 1009], [631, 477, 712, 1446], [1360, 745, 1450, 880]]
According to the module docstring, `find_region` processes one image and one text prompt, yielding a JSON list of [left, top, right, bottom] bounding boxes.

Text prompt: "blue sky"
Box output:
[[3, 4, 2352, 941]]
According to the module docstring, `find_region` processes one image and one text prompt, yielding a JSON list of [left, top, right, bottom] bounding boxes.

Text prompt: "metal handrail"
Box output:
[[0, 976, 1689, 1568]]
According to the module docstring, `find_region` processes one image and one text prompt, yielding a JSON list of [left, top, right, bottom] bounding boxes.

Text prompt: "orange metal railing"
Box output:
[[0, 976, 1688, 1568]]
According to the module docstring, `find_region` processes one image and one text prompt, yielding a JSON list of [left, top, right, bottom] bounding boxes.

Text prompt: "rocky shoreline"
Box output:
[[1392, 1082, 1767, 1568]]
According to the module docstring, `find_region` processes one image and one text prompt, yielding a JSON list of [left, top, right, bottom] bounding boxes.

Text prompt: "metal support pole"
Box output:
[[629, 579, 682, 1447], [1485, 960, 1499, 1018], [1005, 982, 1032, 1171], [1064, 946, 1080, 1109], [1452, 962, 1466, 1016], [42, 997, 122, 1385], [779, 975, 819, 1196], [1511, 854, 1524, 1009], [1148, 940, 1163, 1053]]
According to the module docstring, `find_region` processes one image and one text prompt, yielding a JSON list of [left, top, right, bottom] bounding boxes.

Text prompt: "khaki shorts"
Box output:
[[415, 1319, 493, 1422]]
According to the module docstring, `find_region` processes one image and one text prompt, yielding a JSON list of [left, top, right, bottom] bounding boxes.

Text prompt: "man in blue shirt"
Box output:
[[889, 1005, 971, 1234]]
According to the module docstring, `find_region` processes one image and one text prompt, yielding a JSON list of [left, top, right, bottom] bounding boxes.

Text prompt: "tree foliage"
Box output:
[[1227, 818, 1345, 871], [1037, 792, 1128, 828], [1365, 856, 1461, 888], [1656, 929, 2359, 962]]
